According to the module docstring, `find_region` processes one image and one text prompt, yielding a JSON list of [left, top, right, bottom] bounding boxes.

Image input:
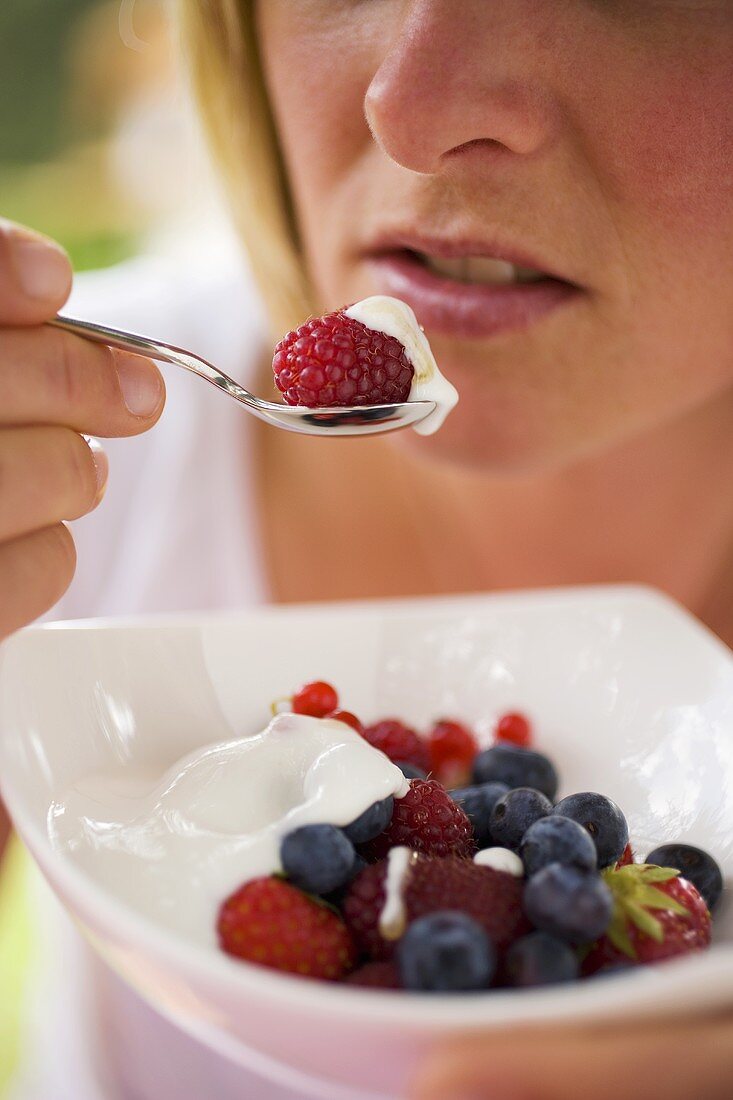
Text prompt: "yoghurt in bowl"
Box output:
[[48, 713, 408, 946]]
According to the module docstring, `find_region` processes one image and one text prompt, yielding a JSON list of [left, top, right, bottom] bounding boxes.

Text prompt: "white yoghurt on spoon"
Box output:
[[48, 713, 409, 947], [345, 295, 458, 435]]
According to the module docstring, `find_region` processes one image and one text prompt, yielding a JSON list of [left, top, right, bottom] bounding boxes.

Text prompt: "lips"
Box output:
[[364, 236, 582, 340]]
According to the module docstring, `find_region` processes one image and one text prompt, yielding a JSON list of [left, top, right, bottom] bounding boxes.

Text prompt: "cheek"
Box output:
[[256, 3, 374, 241], [583, 26, 733, 282]]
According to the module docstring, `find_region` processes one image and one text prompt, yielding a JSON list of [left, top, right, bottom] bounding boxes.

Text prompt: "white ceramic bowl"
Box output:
[[0, 585, 731, 1100]]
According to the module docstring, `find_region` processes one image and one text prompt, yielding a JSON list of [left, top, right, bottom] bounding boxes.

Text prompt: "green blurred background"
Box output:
[[0, 0, 181, 270]]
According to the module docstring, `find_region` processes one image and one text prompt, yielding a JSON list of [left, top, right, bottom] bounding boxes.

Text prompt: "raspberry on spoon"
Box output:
[[273, 310, 414, 408]]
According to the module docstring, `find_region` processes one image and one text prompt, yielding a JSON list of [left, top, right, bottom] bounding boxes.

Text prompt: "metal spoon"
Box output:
[[50, 315, 436, 437]]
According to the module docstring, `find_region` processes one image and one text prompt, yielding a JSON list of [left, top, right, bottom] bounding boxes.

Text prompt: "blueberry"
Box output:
[[646, 843, 723, 912], [472, 744, 558, 800], [450, 782, 510, 846], [343, 797, 394, 844], [394, 761, 427, 781], [504, 932, 579, 988], [489, 787, 553, 851], [397, 911, 496, 992], [523, 863, 613, 944], [552, 792, 629, 868], [324, 854, 368, 907], [520, 815, 598, 878], [280, 824, 357, 895]]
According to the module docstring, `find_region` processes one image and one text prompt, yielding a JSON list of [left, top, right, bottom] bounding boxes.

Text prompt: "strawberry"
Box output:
[[344, 961, 402, 989], [343, 853, 530, 961], [362, 719, 430, 773], [217, 877, 357, 981], [359, 779, 476, 862], [582, 864, 712, 974], [273, 310, 414, 407], [428, 719, 479, 787], [616, 842, 634, 867]]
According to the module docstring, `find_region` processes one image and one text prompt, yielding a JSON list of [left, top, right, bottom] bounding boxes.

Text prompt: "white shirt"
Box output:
[[9, 241, 308, 1100]]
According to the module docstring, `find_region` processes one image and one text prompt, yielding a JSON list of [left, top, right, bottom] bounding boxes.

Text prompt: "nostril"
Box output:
[[445, 137, 508, 159]]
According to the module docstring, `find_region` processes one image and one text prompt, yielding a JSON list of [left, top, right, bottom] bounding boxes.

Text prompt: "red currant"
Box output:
[[326, 709, 363, 734], [428, 719, 479, 786], [495, 711, 532, 748], [291, 681, 339, 718]]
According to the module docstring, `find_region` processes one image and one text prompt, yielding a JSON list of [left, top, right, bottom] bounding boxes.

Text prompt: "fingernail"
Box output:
[[6, 227, 70, 301], [114, 351, 164, 418], [84, 436, 109, 503]]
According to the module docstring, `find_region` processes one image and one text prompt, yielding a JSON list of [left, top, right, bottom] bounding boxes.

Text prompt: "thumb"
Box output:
[[0, 218, 72, 325], [409, 1013, 733, 1100]]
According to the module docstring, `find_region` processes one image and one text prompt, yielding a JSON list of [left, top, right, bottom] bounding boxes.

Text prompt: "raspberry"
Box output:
[[344, 961, 402, 989], [273, 311, 414, 407], [343, 854, 531, 961], [291, 681, 338, 718], [359, 779, 476, 862], [428, 719, 479, 787], [217, 877, 357, 981], [495, 712, 533, 748], [362, 719, 430, 773]]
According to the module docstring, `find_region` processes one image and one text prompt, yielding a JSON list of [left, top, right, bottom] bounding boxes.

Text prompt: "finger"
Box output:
[[0, 219, 72, 324], [410, 1013, 733, 1100], [0, 326, 165, 435], [0, 524, 76, 639], [0, 427, 107, 542]]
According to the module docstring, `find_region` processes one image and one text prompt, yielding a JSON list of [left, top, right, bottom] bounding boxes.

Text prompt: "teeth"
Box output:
[[465, 257, 516, 285], [424, 256, 471, 281], [421, 254, 545, 285]]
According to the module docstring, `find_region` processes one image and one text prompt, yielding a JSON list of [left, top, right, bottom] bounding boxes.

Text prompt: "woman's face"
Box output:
[[256, 1, 733, 472]]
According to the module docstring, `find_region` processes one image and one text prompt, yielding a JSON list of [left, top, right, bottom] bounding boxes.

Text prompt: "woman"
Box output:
[[1, 2, 731, 1096]]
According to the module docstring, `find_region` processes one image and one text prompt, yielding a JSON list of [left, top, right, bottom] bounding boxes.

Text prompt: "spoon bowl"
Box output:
[[50, 315, 436, 436]]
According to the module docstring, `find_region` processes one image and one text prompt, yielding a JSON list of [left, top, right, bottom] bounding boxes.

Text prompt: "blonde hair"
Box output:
[[177, 0, 313, 337]]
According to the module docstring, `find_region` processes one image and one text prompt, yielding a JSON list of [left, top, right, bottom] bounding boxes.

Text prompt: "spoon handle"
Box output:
[[49, 314, 256, 405]]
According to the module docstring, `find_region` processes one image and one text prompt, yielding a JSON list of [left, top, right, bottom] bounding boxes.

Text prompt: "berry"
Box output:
[[495, 711, 533, 748], [428, 719, 479, 787], [344, 961, 402, 989], [280, 824, 357, 895], [217, 877, 356, 980], [645, 843, 723, 912], [472, 743, 558, 800], [324, 854, 369, 909], [273, 310, 414, 407], [359, 779, 475, 862], [291, 681, 339, 718], [617, 842, 634, 867], [489, 787, 553, 851], [397, 912, 495, 992], [394, 760, 427, 781], [524, 863, 613, 945], [362, 719, 430, 773], [552, 792, 629, 868], [326, 709, 363, 734], [520, 815, 598, 878], [450, 782, 509, 847], [583, 864, 712, 973], [504, 932, 579, 988], [343, 854, 531, 960], [343, 797, 395, 845]]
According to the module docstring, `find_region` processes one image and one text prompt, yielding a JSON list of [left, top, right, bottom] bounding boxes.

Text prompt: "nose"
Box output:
[[364, 0, 559, 175]]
